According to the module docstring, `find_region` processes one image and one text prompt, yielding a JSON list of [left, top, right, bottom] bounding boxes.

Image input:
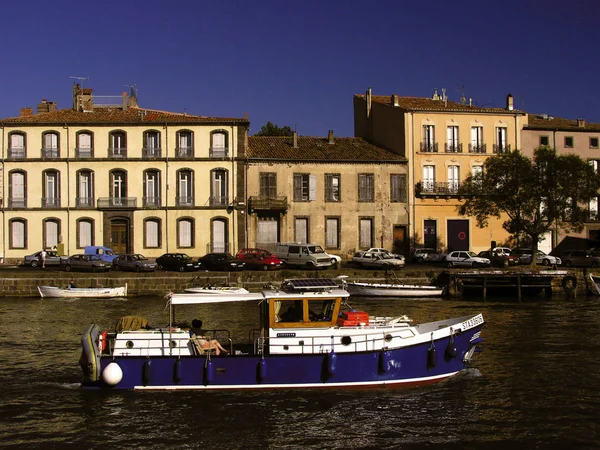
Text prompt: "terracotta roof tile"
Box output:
[[248, 136, 406, 162], [527, 115, 600, 131]]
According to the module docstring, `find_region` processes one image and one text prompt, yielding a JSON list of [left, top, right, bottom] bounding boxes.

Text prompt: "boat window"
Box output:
[[274, 300, 303, 322], [308, 299, 335, 322]]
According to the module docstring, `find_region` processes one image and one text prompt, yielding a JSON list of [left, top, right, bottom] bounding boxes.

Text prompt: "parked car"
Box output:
[[84, 246, 119, 263], [352, 251, 405, 269], [275, 243, 334, 269], [511, 248, 561, 266], [156, 253, 201, 272], [492, 247, 513, 256], [198, 253, 245, 271], [236, 248, 283, 271], [23, 250, 67, 268], [365, 248, 404, 260], [64, 254, 110, 272], [561, 250, 600, 268], [477, 250, 519, 268], [445, 251, 491, 268], [411, 248, 446, 263], [112, 254, 157, 272]]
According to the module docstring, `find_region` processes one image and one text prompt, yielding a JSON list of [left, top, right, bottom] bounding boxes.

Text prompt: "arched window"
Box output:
[[110, 169, 127, 206], [176, 130, 194, 158], [9, 170, 27, 208], [8, 131, 26, 159], [43, 218, 61, 249], [210, 218, 228, 253], [77, 218, 94, 248], [42, 169, 61, 208], [109, 130, 127, 158], [177, 218, 194, 248], [76, 169, 95, 207], [143, 169, 161, 207], [76, 131, 94, 158], [210, 168, 228, 207], [143, 130, 161, 158], [176, 169, 194, 206], [210, 130, 228, 157], [42, 131, 60, 158], [9, 219, 27, 249], [144, 218, 161, 248]]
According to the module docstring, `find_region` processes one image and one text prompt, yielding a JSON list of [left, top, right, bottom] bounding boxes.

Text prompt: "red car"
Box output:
[[236, 248, 283, 271]]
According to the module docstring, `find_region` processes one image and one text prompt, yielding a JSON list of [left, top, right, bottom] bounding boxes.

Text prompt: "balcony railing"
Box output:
[[248, 196, 288, 214], [209, 147, 229, 158], [176, 146, 194, 158], [176, 196, 194, 207], [493, 144, 512, 154], [209, 195, 229, 207], [469, 143, 487, 153], [42, 197, 61, 208], [142, 147, 162, 158], [416, 181, 462, 196], [42, 148, 59, 158], [108, 147, 126, 158], [206, 242, 230, 254], [8, 148, 25, 159], [445, 143, 463, 153], [76, 197, 95, 208], [143, 196, 162, 208], [97, 197, 137, 208], [420, 142, 438, 153], [8, 197, 26, 208], [76, 148, 93, 158]]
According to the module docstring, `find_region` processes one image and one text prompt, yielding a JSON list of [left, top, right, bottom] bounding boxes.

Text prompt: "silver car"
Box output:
[[112, 254, 157, 272], [445, 251, 491, 268]]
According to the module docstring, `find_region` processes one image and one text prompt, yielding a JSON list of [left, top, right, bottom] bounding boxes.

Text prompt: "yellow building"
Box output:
[[0, 85, 249, 262], [354, 88, 527, 253], [246, 132, 409, 258]]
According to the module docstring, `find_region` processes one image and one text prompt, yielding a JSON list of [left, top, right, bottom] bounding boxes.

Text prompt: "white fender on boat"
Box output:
[[102, 362, 123, 386]]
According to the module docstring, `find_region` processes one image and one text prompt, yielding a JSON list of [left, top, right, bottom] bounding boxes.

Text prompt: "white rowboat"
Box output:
[[38, 284, 128, 299]]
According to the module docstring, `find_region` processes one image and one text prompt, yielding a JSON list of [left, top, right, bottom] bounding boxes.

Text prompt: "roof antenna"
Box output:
[[456, 83, 466, 104], [69, 76, 89, 88]]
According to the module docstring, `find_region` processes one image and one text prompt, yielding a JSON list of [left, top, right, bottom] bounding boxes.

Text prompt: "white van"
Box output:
[[275, 243, 335, 269]]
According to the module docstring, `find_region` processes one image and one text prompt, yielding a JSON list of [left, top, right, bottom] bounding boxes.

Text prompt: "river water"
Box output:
[[0, 293, 599, 449]]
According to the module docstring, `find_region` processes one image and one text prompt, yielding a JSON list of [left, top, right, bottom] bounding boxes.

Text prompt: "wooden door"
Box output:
[[110, 221, 128, 254]]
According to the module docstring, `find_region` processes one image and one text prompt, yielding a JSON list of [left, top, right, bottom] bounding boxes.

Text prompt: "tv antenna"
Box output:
[[124, 83, 138, 96], [69, 76, 89, 87], [456, 83, 466, 104]]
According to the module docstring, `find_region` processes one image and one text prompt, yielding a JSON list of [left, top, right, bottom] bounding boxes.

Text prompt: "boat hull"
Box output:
[[38, 285, 127, 298], [83, 325, 482, 390], [346, 282, 445, 298]]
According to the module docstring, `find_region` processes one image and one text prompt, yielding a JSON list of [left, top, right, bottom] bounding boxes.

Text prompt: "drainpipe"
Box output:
[[244, 154, 249, 249], [1, 125, 5, 262], [164, 123, 169, 253], [64, 124, 70, 256], [231, 125, 235, 255], [410, 112, 416, 250]]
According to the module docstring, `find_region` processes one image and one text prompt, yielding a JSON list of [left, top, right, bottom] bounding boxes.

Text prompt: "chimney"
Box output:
[[20, 107, 33, 117], [577, 118, 586, 128], [328, 130, 334, 144], [432, 88, 440, 100], [37, 99, 49, 114], [293, 131, 298, 148], [366, 87, 372, 119], [122, 92, 128, 110], [506, 93, 514, 111], [48, 101, 56, 112], [391, 94, 399, 107]]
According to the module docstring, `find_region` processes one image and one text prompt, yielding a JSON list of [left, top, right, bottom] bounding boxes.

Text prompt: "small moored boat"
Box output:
[[79, 278, 483, 390], [345, 281, 446, 298], [589, 274, 600, 295], [184, 285, 249, 295], [38, 284, 127, 299]]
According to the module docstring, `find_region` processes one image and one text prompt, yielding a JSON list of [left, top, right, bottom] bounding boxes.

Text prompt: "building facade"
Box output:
[[0, 85, 249, 261], [354, 88, 528, 253]]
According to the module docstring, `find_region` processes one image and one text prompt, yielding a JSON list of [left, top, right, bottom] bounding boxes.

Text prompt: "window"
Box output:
[[9, 132, 26, 158], [9, 219, 26, 249], [390, 174, 407, 202], [42, 170, 60, 207], [540, 135, 550, 146], [76, 170, 94, 207], [495, 127, 508, 153], [77, 219, 94, 248], [326, 217, 340, 249], [144, 218, 161, 248], [177, 130, 194, 157], [9, 170, 26, 208], [446, 126, 460, 153], [423, 166, 435, 192], [110, 170, 127, 206], [590, 160, 599, 172], [472, 165, 483, 185], [325, 174, 341, 202], [109, 131, 126, 158], [42, 132, 59, 158], [177, 218, 194, 248], [295, 217, 309, 243], [590, 197, 599, 221], [422, 125, 436, 152], [43, 219, 60, 249], [210, 169, 228, 207], [144, 170, 161, 207], [358, 173, 374, 202], [448, 166, 460, 193], [211, 218, 228, 253], [590, 137, 599, 149], [177, 169, 194, 206], [294, 174, 316, 202], [210, 131, 228, 157], [470, 126, 484, 153], [359, 218, 373, 249], [565, 136, 574, 148], [260, 173, 277, 198], [143, 130, 161, 157], [76, 131, 93, 158]]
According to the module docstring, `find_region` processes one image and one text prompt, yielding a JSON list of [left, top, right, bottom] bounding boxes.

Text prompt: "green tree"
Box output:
[[254, 121, 293, 136], [457, 147, 600, 259]]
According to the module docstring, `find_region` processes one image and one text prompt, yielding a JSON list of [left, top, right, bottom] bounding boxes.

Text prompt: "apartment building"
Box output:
[[246, 132, 409, 258], [0, 84, 249, 261], [354, 88, 527, 253]]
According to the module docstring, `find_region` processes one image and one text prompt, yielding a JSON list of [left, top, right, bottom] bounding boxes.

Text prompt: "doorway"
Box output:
[[110, 219, 129, 254]]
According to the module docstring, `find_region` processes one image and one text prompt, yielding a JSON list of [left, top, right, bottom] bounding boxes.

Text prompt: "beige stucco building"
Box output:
[[245, 132, 409, 258], [354, 88, 528, 253], [0, 85, 249, 262]]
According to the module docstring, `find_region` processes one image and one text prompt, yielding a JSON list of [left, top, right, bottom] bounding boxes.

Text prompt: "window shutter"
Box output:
[[309, 174, 316, 201]]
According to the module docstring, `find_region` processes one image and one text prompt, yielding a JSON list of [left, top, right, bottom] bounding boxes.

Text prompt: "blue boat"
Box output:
[[79, 279, 484, 390]]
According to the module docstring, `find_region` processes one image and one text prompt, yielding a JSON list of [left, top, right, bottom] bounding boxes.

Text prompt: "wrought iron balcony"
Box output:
[[445, 143, 463, 153], [76, 148, 93, 158], [143, 196, 162, 208], [8, 197, 26, 208], [176, 196, 194, 207], [468, 143, 487, 153], [8, 148, 25, 159], [97, 197, 137, 208], [42, 148, 59, 158], [420, 142, 438, 153], [76, 197, 95, 208], [209, 147, 229, 158], [209, 196, 229, 207], [176, 146, 194, 158], [416, 181, 462, 197], [207, 242, 231, 254], [42, 197, 61, 208], [493, 144, 512, 154], [248, 196, 288, 214], [142, 147, 162, 158], [108, 147, 126, 158]]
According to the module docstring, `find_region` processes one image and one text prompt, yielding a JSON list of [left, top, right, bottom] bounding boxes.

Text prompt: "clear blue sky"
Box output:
[[2, 0, 598, 137]]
